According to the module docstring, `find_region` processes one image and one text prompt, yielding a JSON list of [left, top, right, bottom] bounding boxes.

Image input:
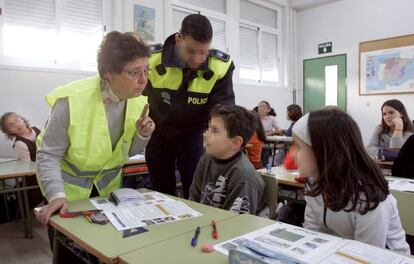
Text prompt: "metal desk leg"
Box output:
[[16, 183, 27, 236], [52, 229, 60, 264], [21, 176, 33, 238], [1, 180, 10, 222]]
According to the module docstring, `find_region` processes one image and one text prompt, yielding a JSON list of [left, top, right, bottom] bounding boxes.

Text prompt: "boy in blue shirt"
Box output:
[[189, 104, 265, 214]]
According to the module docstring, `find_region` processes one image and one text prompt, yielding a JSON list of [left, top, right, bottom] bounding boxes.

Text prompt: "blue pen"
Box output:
[[191, 226, 201, 247]]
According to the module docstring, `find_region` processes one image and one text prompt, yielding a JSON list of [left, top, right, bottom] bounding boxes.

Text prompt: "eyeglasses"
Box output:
[[122, 67, 152, 79]]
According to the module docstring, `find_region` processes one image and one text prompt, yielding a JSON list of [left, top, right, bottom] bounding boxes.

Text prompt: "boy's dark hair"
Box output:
[[210, 104, 256, 148], [180, 14, 212, 43], [380, 99, 414, 135], [305, 107, 388, 216], [0, 112, 31, 140], [97, 31, 150, 80], [287, 104, 303, 122]]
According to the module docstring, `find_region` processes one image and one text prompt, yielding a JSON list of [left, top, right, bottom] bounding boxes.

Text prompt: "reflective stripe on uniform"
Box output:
[[96, 167, 122, 190], [61, 171, 93, 189]]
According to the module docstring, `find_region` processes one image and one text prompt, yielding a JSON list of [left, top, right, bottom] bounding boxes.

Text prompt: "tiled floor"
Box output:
[[0, 218, 52, 264]]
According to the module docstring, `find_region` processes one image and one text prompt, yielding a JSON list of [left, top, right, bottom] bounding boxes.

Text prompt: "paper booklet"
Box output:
[[109, 188, 146, 205], [217, 222, 413, 264], [90, 191, 202, 231]]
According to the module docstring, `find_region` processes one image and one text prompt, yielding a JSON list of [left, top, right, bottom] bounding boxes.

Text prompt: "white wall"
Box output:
[[296, 0, 414, 143]]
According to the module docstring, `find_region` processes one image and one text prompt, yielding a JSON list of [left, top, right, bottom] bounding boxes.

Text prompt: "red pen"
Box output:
[[211, 220, 219, 239], [59, 209, 102, 218]]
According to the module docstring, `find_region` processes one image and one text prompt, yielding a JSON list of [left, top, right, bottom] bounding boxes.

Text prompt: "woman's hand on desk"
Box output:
[[136, 103, 155, 138], [35, 198, 68, 225]]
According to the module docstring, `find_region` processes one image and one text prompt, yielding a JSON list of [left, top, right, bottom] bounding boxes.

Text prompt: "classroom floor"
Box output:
[[0, 218, 52, 264]]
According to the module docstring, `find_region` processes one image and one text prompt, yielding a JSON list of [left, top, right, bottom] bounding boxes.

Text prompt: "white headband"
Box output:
[[292, 113, 312, 146]]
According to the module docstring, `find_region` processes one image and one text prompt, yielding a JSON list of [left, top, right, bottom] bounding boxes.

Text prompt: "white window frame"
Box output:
[[169, 0, 229, 53], [236, 0, 282, 87], [0, 0, 111, 74]]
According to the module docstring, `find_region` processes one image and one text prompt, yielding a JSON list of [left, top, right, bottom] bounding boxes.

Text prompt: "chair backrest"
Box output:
[[391, 190, 414, 236], [260, 172, 278, 219]]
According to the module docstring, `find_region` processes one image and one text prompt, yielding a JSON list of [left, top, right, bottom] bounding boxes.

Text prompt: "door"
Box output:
[[303, 54, 347, 113]]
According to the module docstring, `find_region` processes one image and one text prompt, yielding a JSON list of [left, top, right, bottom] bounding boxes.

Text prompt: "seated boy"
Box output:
[[189, 104, 265, 214]]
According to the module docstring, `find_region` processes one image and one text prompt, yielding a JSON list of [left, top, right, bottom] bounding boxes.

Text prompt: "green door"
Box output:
[[303, 54, 347, 113]]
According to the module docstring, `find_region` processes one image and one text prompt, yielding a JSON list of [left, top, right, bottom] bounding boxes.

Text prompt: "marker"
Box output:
[[59, 209, 102, 218], [191, 226, 201, 247], [211, 220, 219, 239]]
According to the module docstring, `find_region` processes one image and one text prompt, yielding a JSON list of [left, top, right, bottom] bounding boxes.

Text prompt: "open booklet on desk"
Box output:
[[218, 221, 413, 264], [89, 191, 202, 231]]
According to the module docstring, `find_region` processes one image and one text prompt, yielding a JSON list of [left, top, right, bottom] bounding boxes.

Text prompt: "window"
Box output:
[[0, 0, 105, 71], [170, 0, 227, 52], [239, 0, 281, 85]]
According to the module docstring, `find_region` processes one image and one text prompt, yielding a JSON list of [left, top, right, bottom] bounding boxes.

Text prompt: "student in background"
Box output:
[[0, 112, 41, 161], [36, 31, 154, 226], [189, 104, 265, 215], [366, 99, 413, 158], [0, 112, 43, 208], [281, 104, 302, 137], [247, 111, 267, 169], [392, 134, 414, 179], [294, 107, 410, 254], [254, 100, 282, 136]]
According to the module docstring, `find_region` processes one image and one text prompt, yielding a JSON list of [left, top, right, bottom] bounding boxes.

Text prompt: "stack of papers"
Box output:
[[90, 191, 202, 231], [218, 222, 414, 264], [387, 178, 414, 192], [109, 188, 146, 205]]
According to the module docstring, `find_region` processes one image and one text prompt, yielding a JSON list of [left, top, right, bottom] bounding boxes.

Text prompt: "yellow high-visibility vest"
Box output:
[[37, 75, 147, 201]]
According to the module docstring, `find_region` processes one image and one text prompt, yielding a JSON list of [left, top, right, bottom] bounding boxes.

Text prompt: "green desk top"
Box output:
[[50, 196, 237, 264], [0, 160, 36, 179], [119, 214, 276, 264]]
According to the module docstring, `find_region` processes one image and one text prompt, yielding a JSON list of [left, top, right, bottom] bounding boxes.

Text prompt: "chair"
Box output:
[[260, 172, 278, 219]]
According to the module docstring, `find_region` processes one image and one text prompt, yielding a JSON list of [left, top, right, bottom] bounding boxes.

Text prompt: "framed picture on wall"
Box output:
[[134, 4, 155, 41], [359, 34, 414, 95], [123, 0, 164, 44]]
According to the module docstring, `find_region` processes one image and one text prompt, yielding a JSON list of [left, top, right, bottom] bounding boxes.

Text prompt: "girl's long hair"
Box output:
[[305, 107, 388, 215]]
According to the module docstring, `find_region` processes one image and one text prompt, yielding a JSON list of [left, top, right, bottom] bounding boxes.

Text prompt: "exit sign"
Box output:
[[318, 42, 332, 54]]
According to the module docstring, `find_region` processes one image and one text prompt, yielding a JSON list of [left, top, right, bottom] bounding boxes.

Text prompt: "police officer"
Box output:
[[144, 14, 235, 199]]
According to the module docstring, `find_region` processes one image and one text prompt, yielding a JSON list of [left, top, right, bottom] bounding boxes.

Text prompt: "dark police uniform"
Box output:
[[144, 33, 235, 198]]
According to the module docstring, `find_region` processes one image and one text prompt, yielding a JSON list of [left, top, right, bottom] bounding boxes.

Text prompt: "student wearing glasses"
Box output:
[[144, 14, 235, 199], [36, 31, 155, 225]]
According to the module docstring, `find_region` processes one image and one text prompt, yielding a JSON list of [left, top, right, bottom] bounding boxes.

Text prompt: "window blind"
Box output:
[[58, 0, 103, 63], [177, 0, 226, 13], [239, 26, 259, 81], [3, 0, 56, 60], [240, 0, 277, 29], [261, 32, 279, 82]]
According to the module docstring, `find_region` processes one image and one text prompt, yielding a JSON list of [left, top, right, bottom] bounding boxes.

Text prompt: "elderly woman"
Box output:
[[36, 31, 155, 225]]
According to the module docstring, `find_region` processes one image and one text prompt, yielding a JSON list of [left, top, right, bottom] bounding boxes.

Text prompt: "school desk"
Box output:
[[118, 214, 275, 264], [49, 193, 238, 264], [0, 160, 37, 238], [265, 136, 293, 165], [257, 166, 305, 188]]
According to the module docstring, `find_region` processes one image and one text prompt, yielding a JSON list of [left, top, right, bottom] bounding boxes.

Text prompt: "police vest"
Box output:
[[148, 51, 232, 95], [36, 76, 147, 201]]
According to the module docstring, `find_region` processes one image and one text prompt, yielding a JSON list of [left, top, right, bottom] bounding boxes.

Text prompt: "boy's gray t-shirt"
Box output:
[[189, 152, 265, 215]]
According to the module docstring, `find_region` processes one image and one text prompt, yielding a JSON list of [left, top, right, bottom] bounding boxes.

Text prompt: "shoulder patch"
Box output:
[[209, 49, 230, 62], [149, 43, 163, 53]]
